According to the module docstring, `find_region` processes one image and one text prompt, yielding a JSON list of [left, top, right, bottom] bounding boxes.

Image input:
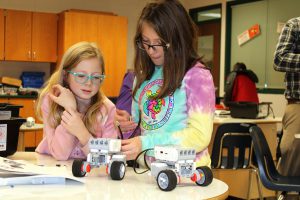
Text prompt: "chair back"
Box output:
[[250, 126, 300, 192], [249, 126, 281, 187], [211, 123, 256, 169]]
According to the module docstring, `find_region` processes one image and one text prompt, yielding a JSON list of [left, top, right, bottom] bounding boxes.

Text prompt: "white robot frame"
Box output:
[[151, 146, 213, 191], [72, 138, 126, 180]]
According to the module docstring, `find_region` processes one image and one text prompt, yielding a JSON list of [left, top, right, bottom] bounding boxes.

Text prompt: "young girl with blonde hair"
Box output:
[[36, 41, 118, 160]]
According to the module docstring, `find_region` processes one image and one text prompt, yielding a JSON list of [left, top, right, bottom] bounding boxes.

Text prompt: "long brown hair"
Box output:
[[36, 41, 106, 136], [133, 0, 201, 99]]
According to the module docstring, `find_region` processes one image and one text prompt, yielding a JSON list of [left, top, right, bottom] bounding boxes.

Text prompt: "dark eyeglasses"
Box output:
[[136, 40, 170, 51], [67, 71, 105, 85]]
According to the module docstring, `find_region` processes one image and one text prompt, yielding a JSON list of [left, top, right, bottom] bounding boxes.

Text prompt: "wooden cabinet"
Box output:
[[0, 9, 4, 60], [32, 12, 58, 62], [0, 98, 8, 103], [58, 10, 127, 97], [60, 12, 99, 54], [98, 15, 128, 97], [5, 10, 57, 62]]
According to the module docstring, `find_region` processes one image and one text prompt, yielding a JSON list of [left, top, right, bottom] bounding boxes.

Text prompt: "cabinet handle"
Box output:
[[28, 51, 31, 59], [33, 52, 36, 60]]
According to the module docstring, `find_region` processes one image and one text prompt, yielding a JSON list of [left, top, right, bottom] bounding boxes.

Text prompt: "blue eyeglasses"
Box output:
[[67, 71, 105, 85]]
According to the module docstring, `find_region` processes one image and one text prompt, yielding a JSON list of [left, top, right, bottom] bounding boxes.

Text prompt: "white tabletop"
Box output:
[[214, 116, 282, 124], [2, 152, 229, 200], [20, 123, 44, 132]]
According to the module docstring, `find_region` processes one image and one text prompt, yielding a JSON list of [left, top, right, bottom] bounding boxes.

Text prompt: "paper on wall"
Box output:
[[237, 24, 260, 46]]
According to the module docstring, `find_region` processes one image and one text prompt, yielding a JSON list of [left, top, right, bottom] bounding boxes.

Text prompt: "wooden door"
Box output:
[[56, 11, 99, 68], [32, 12, 57, 62], [0, 9, 4, 60], [98, 15, 127, 97], [63, 11, 98, 51], [197, 20, 221, 95], [5, 10, 32, 61]]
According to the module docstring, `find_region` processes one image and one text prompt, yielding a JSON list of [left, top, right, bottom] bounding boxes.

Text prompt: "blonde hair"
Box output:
[[36, 41, 106, 136]]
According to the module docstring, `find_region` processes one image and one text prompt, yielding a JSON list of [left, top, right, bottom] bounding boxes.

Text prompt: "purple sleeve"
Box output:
[[116, 72, 135, 114]]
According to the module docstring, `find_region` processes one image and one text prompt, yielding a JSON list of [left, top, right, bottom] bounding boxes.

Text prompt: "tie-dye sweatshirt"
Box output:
[[132, 62, 215, 167]]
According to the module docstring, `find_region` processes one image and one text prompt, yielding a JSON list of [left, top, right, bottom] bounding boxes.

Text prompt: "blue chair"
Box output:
[[249, 126, 300, 199], [211, 123, 263, 200]]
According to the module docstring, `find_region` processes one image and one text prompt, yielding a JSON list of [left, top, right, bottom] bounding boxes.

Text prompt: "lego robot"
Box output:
[[151, 146, 213, 191], [72, 138, 126, 180]]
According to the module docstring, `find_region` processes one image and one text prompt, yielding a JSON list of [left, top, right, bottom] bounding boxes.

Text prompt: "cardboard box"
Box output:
[[0, 77, 22, 87]]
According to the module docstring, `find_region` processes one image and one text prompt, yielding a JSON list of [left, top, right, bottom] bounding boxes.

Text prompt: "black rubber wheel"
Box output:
[[156, 170, 177, 191], [110, 161, 126, 180], [72, 159, 86, 177], [195, 166, 213, 186]]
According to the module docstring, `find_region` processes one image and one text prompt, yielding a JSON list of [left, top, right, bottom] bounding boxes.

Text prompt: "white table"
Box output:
[[2, 152, 229, 200]]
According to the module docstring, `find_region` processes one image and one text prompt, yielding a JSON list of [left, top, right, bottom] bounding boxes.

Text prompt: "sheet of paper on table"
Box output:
[[0, 157, 83, 186]]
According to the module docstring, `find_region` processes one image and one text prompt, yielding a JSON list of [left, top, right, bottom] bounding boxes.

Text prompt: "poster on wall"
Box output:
[[237, 24, 260, 46]]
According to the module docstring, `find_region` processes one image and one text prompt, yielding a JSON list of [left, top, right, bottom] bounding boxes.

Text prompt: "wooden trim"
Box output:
[[63, 9, 116, 16]]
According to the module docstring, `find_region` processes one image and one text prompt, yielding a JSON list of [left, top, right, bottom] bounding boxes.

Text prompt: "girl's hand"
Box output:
[[61, 109, 90, 145], [115, 109, 137, 132], [121, 137, 142, 160], [49, 84, 77, 111]]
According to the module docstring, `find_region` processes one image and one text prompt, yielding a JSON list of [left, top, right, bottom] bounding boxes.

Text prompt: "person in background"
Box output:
[[35, 41, 118, 161], [273, 17, 300, 176], [117, 0, 215, 168], [115, 70, 141, 139]]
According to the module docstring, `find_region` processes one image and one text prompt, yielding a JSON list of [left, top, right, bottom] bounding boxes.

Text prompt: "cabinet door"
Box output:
[[0, 98, 9, 103], [9, 98, 38, 148], [63, 11, 98, 52], [8, 98, 36, 118], [0, 9, 4, 60], [5, 10, 32, 61], [32, 12, 58, 62], [98, 15, 127, 97]]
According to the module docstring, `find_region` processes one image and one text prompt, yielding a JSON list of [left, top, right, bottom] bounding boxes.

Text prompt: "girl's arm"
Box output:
[[40, 95, 78, 160], [140, 66, 215, 152]]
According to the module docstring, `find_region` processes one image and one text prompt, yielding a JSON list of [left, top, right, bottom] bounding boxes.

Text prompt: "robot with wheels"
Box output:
[[151, 146, 213, 191], [72, 138, 126, 180]]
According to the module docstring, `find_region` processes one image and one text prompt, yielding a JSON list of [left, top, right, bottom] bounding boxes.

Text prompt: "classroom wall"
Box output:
[[230, 0, 300, 89]]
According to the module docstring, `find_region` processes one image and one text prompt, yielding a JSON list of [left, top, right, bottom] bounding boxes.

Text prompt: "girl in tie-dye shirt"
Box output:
[[120, 0, 215, 168]]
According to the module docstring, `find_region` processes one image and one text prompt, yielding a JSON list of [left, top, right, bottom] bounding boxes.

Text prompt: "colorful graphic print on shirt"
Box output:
[[138, 79, 174, 130]]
